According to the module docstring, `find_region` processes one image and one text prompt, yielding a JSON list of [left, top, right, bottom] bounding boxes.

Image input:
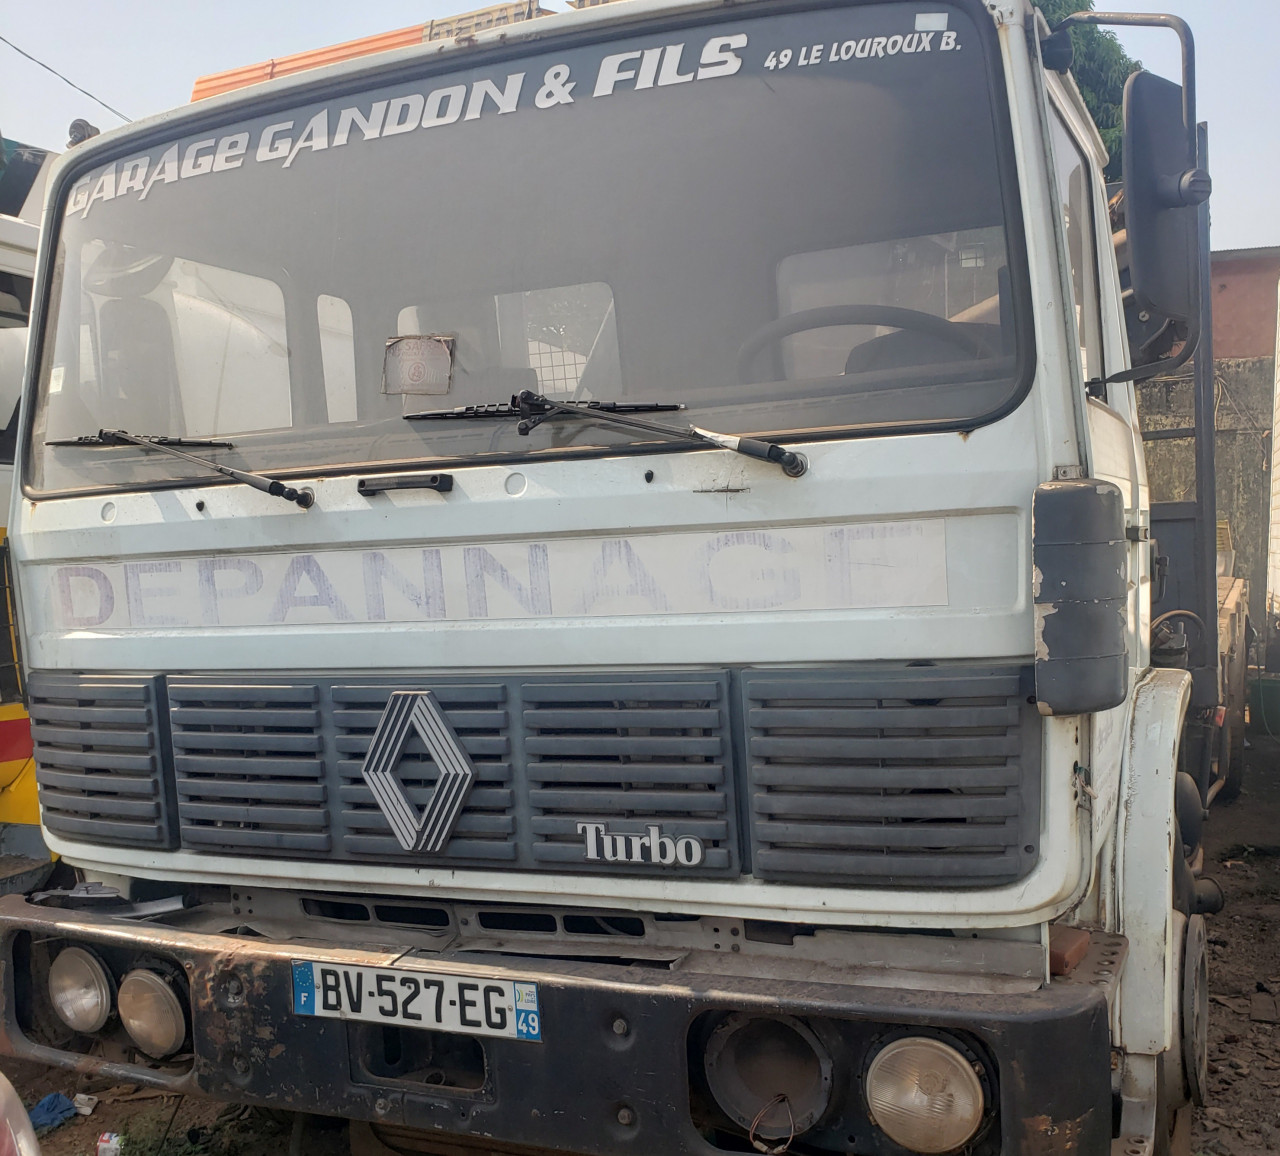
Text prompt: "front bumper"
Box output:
[[0, 896, 1117, 1155]]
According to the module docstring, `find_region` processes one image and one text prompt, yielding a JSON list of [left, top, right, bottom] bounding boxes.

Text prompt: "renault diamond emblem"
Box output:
[[361, 691, 476, 853]]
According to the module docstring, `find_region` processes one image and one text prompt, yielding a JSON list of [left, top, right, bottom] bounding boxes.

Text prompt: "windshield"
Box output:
[[29, 0, 1030, 495]]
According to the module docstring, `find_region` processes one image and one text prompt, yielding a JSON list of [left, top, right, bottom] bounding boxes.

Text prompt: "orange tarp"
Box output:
[[191, 25, 426, 102], [191, 3, 555, 101]]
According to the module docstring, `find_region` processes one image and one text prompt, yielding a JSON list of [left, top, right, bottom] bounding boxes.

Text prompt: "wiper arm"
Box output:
[[48, 432, 236, 449], [46, 429, 315, 509], [405, 396, 685, 425], [406, 391, 807, 477]]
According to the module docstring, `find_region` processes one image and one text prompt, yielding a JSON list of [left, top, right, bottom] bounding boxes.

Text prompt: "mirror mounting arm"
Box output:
[[1091, 338, 1194, 387], [1052, 12, 1198, 166], [1158, 168, 1211, 209]]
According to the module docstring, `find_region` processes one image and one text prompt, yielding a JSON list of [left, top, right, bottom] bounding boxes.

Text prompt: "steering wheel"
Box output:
[[736, 304, 994, 383]]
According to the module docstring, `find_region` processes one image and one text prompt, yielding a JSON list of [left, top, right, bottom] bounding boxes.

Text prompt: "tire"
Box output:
[[1146, 1041, 1192, 1156]]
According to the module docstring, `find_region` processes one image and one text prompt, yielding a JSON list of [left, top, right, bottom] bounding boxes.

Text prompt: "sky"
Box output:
[[0, 0, 1275, 250]]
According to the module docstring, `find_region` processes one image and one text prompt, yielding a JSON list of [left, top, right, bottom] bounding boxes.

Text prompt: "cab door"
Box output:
[[1046, 83, 1149, 678], [1046, 79, 1152, 839]]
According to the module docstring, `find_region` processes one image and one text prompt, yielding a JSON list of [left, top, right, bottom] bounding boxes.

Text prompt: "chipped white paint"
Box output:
[[1111, 667, 1190, 1054]]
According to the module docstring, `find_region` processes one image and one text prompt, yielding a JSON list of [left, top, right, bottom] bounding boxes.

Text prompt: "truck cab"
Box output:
[[0, 3, 1219, 1154]]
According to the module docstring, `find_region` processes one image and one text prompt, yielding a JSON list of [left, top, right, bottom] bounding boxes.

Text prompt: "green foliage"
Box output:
[[1032, 0, 1142, 178]]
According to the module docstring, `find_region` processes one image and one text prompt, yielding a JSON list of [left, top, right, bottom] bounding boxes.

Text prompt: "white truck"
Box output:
[[0, 3, 1229, 1154]]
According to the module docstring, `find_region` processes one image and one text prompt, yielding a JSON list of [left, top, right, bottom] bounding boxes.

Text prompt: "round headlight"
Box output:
[[48, 947, 113, 1034], [118, 969, 188, 1058], [865, 1036, 985, 1154]]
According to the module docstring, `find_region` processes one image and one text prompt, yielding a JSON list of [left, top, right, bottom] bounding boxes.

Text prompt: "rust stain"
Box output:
[[1020, 1113, 1087, 1154]]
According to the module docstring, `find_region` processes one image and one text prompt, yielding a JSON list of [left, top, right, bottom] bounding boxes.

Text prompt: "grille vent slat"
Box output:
[[30, 673, 173, 848], [530, 816, 729, 840], [744, 665, 1039, 886], [171, 707, 320, 729], [532, 763, 725, 785], [32, 703, 153, 727], [174, 755, 324, 779], [31, 724, 153, 750], [754, 849, 1023, 878], [31, 747, 154, 772], [754, 820, 1021, 848], [751, 764, 1021, 789], [757, 793, 1020, 820], [38, 788, 160, 820], [751, 735, 1020, 760], [529, 788, 726, 813]]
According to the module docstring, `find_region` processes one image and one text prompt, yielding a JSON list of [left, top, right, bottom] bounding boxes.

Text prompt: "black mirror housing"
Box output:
[[1122, 70, 1203, 326]]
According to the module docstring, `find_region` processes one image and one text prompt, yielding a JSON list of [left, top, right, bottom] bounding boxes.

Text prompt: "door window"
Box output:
[[1049, 114, 1103, 386]]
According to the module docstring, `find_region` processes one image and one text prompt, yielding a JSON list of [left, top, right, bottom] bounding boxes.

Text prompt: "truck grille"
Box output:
[[158, 672, 737, 874], [32, 664, 1038, 886], [743, 667, 1039, 885]]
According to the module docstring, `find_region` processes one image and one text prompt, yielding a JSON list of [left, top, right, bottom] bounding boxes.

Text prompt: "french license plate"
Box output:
[[291, 960, 541, 1042]]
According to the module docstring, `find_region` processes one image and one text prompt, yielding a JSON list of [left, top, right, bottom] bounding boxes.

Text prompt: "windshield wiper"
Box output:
[[46, 429, 315, 508], [406, 396, 684, 426], [406, 391, 807, 477]]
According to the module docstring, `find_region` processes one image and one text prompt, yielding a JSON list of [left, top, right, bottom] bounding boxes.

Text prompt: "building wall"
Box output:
[[1135, 248, 1280, 629], [1213, 249, 1280, 359]]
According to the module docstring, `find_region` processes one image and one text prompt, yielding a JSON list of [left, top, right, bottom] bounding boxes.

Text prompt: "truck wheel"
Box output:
[[1150, 914, 1204, 1156], [1180, 916, 1208, 1107], [1152, 1023, 1195, 1156]]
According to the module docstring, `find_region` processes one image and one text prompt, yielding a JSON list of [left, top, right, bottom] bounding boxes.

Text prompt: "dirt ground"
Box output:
[[1190, 732, 1280, 1155], [0, 1059, 350, 1156], [3, 738, 1280, 1156]]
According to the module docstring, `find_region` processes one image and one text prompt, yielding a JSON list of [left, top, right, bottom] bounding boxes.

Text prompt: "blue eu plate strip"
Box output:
[[292, 961, 316, 1015], [513, 981, 541, 1041]]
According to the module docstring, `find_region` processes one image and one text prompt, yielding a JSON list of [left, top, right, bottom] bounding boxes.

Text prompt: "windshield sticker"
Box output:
[[65, 9, 964, 220], [384, 336, 454, 395], [763, 27, 957, 70], [915, 13, 949, 31], [37, 520, 948, 631]]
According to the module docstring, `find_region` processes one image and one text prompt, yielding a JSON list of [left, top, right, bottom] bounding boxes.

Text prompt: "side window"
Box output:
[[166, 260, 291, 435], [0, 273, 32, 328], [318, 294, 357, 423], [1049, 113, 1103, 387], [64, 244, 292, 438], [494, 282, 620, 399]]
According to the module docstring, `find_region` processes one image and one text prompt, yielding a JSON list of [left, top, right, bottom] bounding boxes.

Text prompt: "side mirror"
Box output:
[[1122, 70, 1210, 327], [1052, 12, 1204, 382]]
